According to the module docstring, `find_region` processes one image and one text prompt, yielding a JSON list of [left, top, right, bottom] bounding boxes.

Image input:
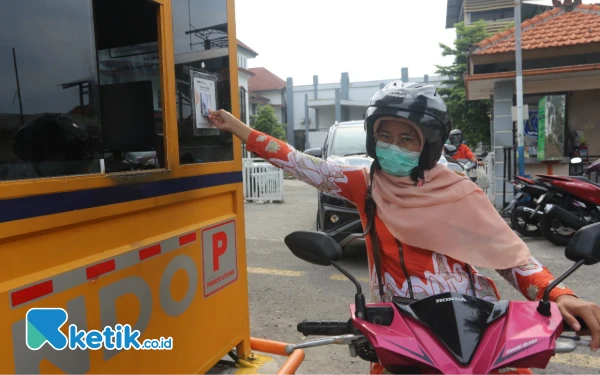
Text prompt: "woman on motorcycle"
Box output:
[[209, 81, 600, 374]]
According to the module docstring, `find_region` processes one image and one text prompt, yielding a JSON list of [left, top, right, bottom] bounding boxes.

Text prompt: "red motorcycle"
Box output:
[[536, 159, 600, 246]]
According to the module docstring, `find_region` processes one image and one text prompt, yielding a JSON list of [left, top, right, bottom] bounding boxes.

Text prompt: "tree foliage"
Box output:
[[250, 104, 286, 140], [435, 20, 492, 148]]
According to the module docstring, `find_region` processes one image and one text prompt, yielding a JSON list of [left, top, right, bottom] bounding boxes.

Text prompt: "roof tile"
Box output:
[[247, 67, 286, 92], [473, 5, 600, 55]]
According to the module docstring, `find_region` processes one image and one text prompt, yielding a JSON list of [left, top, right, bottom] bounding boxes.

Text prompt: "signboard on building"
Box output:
[[537, 95, 566, 162], [524, 110, 538, 158]]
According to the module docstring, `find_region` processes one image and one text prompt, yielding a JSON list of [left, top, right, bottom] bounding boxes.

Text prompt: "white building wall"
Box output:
[[259, 90, 283, 105], [349, 106, 367, 121], [292, 86, 316, 130], [348, 85, 381, 101], [253, 90, 285, 122], [318, 108, 336, 130], [237, 49, 254, 69]]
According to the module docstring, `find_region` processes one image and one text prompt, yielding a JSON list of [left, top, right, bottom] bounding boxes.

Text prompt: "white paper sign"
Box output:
[[191, 71, 218, 129]]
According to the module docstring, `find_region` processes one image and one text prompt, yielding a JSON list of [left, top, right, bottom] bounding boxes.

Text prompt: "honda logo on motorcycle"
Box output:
[[435, 297, 467, 303]]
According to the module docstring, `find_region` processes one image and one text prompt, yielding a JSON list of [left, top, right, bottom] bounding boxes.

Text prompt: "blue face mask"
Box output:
[[375, 142, 421, 177]]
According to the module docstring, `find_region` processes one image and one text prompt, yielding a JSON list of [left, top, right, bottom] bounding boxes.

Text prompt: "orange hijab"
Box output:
[[370, 165, 531, 269]]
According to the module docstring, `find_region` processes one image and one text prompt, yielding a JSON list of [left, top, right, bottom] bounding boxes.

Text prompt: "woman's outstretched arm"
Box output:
[[208, 109, 367, 203]]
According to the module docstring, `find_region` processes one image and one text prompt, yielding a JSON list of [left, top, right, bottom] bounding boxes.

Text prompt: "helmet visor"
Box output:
[[448, 134, 462, 147]]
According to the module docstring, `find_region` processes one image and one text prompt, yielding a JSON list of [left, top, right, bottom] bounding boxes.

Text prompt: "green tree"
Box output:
[[435, 20, 491, 148], [250, 104, 286, 140]]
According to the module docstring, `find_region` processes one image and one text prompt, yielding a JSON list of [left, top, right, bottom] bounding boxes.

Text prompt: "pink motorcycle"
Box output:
[[282, 224, 599, 374]]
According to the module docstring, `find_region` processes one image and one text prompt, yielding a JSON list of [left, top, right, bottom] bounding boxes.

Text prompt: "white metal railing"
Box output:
[[242, 158, 284, 203]]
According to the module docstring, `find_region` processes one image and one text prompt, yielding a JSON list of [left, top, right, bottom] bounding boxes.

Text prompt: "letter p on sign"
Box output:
[[202, 220, 238, 297], [212, 231, 227, 271]]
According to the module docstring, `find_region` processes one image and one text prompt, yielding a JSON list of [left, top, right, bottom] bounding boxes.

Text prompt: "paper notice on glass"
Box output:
[[191, 71, 218, 130]]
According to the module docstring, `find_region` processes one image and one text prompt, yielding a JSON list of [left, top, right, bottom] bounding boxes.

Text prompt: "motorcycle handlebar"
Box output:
[[555, 335, 591, 353], [297, 320, 352, 336], [563, 317, 589, 332]]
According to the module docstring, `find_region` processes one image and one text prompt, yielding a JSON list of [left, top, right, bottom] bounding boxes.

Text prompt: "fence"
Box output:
[[242, 158, 284, 203]]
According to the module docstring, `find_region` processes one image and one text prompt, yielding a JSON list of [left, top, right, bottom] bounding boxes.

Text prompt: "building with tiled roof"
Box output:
[[235, 40, 258, 125], [464, 3, 600, 209], [445, 0, 550, 34], [473, 4, 600, 55], [247, 68, 287, 124]]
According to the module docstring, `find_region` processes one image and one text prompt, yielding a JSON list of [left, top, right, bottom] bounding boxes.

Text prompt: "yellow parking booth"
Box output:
[[0, 0, 303, 373]]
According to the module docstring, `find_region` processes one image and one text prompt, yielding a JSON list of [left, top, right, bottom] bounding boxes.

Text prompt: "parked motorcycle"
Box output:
[[282, 226, 597, 374], [503, 176, 551, 237], [536, 158, 600, 246]]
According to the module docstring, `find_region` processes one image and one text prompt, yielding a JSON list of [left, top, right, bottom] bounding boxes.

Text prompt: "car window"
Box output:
[[330, 126, 366, 157]]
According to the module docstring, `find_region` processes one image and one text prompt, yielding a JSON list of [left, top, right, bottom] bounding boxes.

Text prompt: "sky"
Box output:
[[235, 0, 591, 86]]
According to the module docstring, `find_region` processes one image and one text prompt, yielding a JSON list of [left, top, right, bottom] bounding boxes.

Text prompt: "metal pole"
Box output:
[[304, 94, 309, 150], [515, 1, 525, 176], [12, 48, 24, 126]]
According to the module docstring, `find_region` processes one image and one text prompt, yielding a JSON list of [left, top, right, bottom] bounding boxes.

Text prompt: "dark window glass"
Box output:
[[0, 0, 165, 181], [0, 0, 101, 180], [240, 87, 247, 123], [471, 8, 514, 22], [172, 0, 233, 165], [94, 0, 165, 172]]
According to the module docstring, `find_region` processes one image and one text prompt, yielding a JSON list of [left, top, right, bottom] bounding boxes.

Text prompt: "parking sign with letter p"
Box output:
[[202, 220, 238, 297]]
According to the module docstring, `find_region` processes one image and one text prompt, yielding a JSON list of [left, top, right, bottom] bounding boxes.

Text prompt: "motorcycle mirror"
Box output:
[[284, 231, 343, 266], [285, 231, 368, 319], [480, 152, 489, 158], [565, 222, 600, 266], [304, 148, 322, 158]]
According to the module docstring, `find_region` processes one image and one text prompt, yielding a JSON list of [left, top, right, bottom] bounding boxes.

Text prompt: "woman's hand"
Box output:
[[208, 109, 252, 143], [208, 109, 239, 132], [556, 294, 600, 351]]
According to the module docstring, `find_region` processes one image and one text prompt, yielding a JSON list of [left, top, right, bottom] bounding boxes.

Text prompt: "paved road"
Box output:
[[244, 180, 600, 374]]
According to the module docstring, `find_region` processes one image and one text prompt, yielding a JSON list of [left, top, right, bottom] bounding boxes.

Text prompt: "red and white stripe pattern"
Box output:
[[10, 231, 198, 308]]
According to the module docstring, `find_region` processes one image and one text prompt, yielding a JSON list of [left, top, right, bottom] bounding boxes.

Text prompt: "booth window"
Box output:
[[240, 87, 247, 123], [171, 0, 234, 165], [0, 0, 165, 181], [93, 0, 165, 173]]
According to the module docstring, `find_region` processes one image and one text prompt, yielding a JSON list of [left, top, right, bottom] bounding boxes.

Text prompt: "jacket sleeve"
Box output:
[[463, 144, 475, 160], [245, 130, 367, 204], [496, 257, 576, 302]]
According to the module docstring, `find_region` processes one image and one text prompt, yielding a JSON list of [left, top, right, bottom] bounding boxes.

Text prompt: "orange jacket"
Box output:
[[247, 130, 574, 375], [454, 143, 475, 161]]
